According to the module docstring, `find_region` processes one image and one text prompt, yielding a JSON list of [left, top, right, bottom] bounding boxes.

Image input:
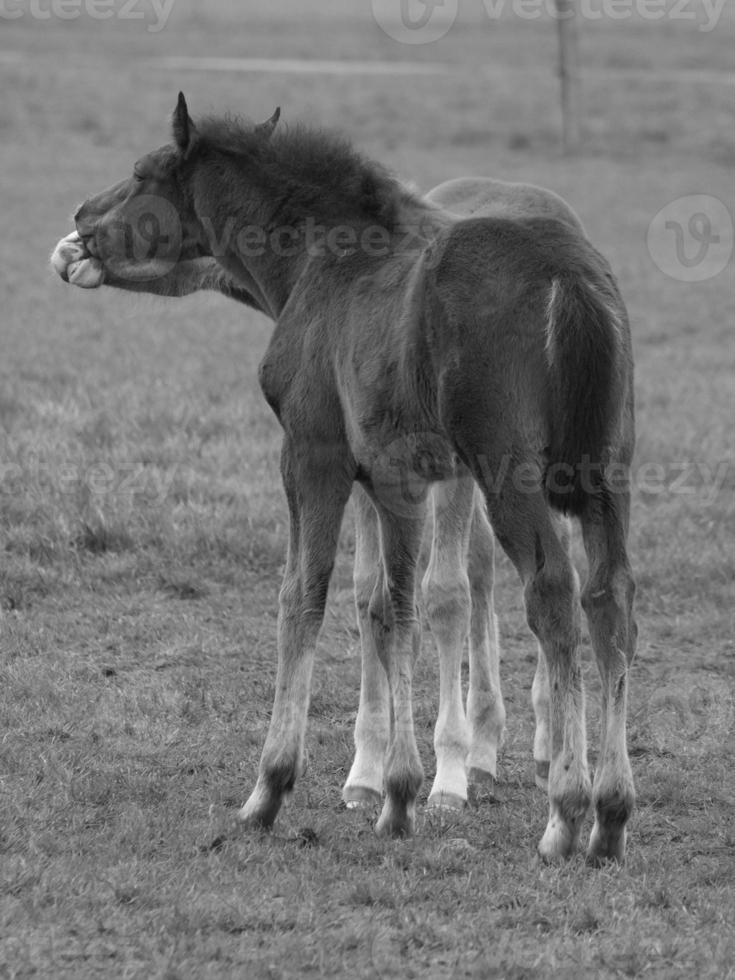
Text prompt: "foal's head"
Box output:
[[74, 93, 279, 283]]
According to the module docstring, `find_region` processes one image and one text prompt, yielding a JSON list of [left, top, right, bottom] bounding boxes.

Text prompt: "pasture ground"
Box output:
[[1, 2, 734, 977]]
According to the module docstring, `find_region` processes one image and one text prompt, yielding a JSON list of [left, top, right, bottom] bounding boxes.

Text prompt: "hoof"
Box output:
[[342, 785, 382, 810], [468, 767, 499, 804], [468, 766, 496, 786], [237, 806, 275, 831], [535, 761, 550, 792], [238, 784, 281, 830], [376, 800, 416, 838], [426, 791, 467, 812], [586, 822, 626, 866], [538, 813, 582, 862], [538, 836, 574, 863]]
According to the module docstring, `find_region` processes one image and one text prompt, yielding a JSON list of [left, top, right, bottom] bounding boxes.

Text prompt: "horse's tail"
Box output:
[[543, 264, 628, 516]]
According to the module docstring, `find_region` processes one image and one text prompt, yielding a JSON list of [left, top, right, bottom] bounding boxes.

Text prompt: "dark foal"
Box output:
[[55, 95, 637, 862]]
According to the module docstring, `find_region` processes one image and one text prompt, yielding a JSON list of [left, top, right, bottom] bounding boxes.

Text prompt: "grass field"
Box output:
[[2, 2, 735, 977]]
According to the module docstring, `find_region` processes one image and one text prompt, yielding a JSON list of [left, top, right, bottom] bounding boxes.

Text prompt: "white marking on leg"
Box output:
[[466, 487, 505, 781], [344, 646, 389, 805], [538, 669, 590, 859], [423, 481, 471, 809], [532, 644, 550, 789], [344, 492, 390, 807]]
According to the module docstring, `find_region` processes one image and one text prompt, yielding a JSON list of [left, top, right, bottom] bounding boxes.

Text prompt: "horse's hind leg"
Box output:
[[475, 476, 590, 859], [343, 486, 390, 809], [466, 485, 506, 787], [532, 514, 576, 792], [421, 477, 473, 810], [580, 490, 636, 865], [239, 440, 352, 829]]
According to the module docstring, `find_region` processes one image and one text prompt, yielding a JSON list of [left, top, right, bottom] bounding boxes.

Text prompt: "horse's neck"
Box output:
[[208, 260, 270, 314], [214, 251, 289, 320]]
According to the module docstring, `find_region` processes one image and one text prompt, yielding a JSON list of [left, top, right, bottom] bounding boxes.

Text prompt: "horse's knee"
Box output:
[[367, 586, 389, 629], [421, 568, 471, 630], [581, 561, 634, 616], [468, 555, 494, 613], [581, 562, 636, 659], [525, 561, 580, 647]]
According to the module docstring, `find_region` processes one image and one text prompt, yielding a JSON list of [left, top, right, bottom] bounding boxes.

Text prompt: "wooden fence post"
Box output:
[[555, 0, 581, 152]]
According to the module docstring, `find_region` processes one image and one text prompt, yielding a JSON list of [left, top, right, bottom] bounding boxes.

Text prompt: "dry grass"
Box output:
[[1, 4, 734, 978]]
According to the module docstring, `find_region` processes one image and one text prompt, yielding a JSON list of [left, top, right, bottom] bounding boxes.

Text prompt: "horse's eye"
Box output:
[[133, 168, 144, 182]]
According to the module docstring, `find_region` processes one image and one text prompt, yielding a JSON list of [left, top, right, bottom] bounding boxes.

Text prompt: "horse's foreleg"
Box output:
[[422, 478, 472, 810], [343, 487, 390, 809], [239, 442, 352, 830], [465, 486, 506, 788], [580, 490, 637, 865]]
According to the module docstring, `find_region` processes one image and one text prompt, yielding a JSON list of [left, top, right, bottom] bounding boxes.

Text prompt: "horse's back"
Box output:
[[426, 177, 585, 235]]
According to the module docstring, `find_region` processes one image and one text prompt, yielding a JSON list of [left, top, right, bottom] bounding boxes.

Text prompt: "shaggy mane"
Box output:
[[194, 114, 419, 230]]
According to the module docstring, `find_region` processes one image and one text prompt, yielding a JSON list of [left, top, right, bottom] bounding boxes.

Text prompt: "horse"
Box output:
[[52, 175, 584, 808], [56, 94, 637, 863]]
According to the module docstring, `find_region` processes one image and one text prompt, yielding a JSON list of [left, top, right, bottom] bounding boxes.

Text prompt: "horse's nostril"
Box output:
[[74, 204, 96, 240]]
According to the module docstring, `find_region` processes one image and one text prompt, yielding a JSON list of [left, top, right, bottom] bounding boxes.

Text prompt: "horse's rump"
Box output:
[[426, 215, 630, 516]]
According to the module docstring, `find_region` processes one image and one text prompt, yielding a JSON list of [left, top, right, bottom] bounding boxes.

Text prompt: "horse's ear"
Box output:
[[173, 91, 199, 159], [255, 107, 281, 140]]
